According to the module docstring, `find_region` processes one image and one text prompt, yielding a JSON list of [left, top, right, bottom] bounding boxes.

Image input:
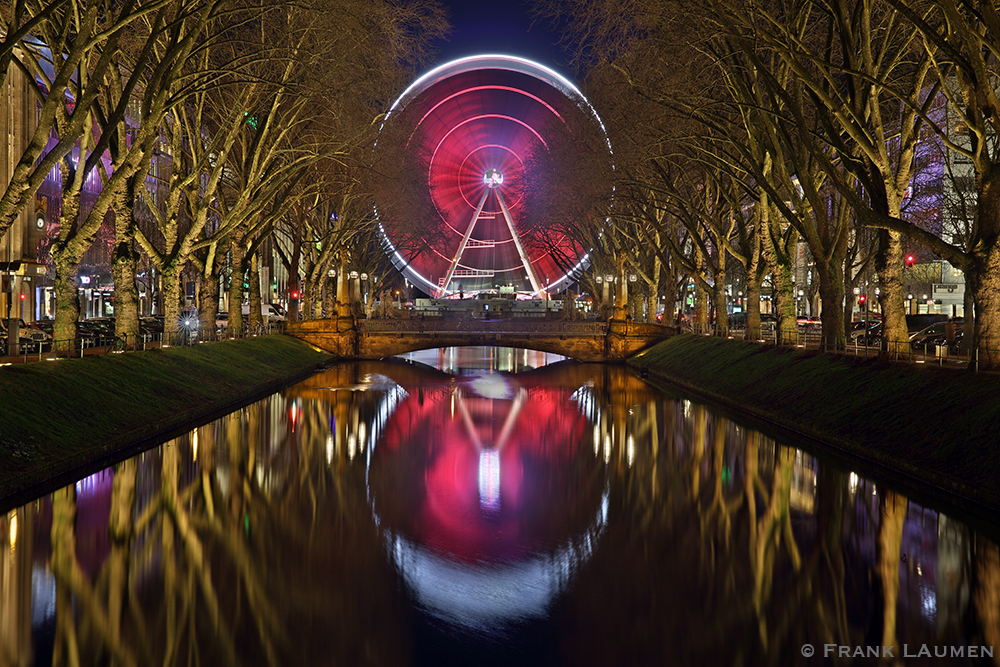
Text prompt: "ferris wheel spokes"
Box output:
[[438, 188, 491, 297]]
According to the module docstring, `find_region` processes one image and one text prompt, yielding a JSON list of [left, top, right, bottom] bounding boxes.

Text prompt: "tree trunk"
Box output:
[[744, 230, 764, 341], [51, 250, 82, 355], [613, 253, 628, 320], [745, 281, 761, 341], [323, 274, 335, 318], [336, 248, 351, 318], [695, 284, 709, 331], [647, 247, 662, 323], [247, 252, 263, 330], [288, 232, 302, 322], [967, 171, 1000, 368], [312, 275, 324, 319], [111, 184, 140, 343], [161, 260, 184, 339], [198, 264, 221, 340], [712, 282, 728, 337], [843, 259, 859, 339], [761, 204, 797, 344], [227, 235, 247, 332], [874, 229, 909, 360], [766, 249, 796, 345], [816, 259, 846, 350]]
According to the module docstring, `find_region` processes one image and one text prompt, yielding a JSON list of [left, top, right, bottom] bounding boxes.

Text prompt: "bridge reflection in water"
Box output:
[[1, 346, 998, 667]]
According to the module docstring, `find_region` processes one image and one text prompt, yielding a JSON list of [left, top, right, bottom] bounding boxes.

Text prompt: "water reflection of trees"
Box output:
[[561, 390, 1000, 667], [21, 363, 412, 667]]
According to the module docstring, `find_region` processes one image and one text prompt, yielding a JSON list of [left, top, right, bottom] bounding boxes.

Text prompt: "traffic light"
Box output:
[[906, 254, 915, 268], [858, 294, 866, 306], [290, 290, 299, 300]]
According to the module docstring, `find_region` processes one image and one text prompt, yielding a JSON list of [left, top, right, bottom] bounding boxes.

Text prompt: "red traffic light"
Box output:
[[19, 293, 25, 300], [858, 294, 866, 305], [906, 254, 915, 267], [290, 290, 299, 299]]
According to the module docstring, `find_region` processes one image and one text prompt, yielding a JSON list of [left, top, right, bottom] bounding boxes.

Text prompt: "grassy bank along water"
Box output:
[[0, 335, 333, 506], [627, 334, 1000, 517]]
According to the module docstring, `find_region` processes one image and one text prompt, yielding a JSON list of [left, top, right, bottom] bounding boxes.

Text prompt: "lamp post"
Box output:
[[628, 273, 637, 318], [349, 270, 360, 306], [326, 269, 336, 318]]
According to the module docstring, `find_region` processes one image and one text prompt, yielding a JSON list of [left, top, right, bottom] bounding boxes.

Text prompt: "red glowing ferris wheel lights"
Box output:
[[378, 55, 611, 296]]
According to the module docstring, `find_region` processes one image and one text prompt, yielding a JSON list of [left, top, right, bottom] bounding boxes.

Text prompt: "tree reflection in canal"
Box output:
[[0, 346, 998, 667]]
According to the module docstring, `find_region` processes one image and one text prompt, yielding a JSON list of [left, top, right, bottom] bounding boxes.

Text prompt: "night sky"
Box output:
[[434, 0, 572, 76]]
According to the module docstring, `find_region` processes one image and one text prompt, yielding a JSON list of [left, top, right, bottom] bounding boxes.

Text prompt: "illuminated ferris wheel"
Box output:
[[379, 55, 611, 298]]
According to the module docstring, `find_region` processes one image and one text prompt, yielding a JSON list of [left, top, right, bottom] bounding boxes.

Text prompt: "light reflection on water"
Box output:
[[1, 345, 998, 667]]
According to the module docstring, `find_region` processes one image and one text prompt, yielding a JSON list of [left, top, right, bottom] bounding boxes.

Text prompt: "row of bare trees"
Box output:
[[530, 0, 1000, 365], [0, 0, 448, 346]]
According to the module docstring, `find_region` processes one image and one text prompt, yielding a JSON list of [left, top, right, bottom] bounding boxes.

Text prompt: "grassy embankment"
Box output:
[[628, 334, 1000, 518], [0, 335, 333, 505]]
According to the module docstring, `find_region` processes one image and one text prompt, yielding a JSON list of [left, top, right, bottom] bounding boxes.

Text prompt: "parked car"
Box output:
[[857, 322, 883, 347], [910, 321, 962, 350], [241, 303, 285, 323], [139, 316, 164, 336], [849, 319, 881, 344], [0, 318, 52, 352], [905, 313, 951, 334], [915, 330, 959, 352], [82, 318, 117, 345]]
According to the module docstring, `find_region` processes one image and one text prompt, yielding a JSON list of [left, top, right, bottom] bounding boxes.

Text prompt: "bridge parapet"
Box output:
[[358, 318, 608, 337], [286, 316, 670, 362]]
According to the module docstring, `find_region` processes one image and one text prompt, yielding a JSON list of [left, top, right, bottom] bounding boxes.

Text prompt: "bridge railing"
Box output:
[[357, 318, 608, 337]]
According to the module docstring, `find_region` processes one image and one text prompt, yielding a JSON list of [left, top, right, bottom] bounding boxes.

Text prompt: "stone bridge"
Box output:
[[284, 315, 674, 362]]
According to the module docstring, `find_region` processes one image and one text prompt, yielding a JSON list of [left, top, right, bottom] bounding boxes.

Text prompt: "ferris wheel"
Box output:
[[379, 55, 611, 298]]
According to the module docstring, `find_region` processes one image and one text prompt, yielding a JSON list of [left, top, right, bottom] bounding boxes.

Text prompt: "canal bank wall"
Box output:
[[627, 334, 1000, 524], [0, 335, 333, 508]]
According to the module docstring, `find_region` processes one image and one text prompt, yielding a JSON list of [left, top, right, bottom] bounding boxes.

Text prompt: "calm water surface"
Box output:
[[1, 346, 998, 666]]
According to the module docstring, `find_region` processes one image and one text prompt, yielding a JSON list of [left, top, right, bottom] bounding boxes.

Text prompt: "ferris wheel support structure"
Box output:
[[437, 169, 545, 299]]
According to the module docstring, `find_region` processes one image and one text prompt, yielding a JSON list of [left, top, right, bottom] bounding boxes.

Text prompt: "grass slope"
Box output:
[[628, 334, 1000, 513], [0, 335, 332, 502]]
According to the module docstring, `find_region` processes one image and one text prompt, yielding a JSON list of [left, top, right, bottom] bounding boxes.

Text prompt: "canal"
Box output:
[[1, 346, 997, 666]]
